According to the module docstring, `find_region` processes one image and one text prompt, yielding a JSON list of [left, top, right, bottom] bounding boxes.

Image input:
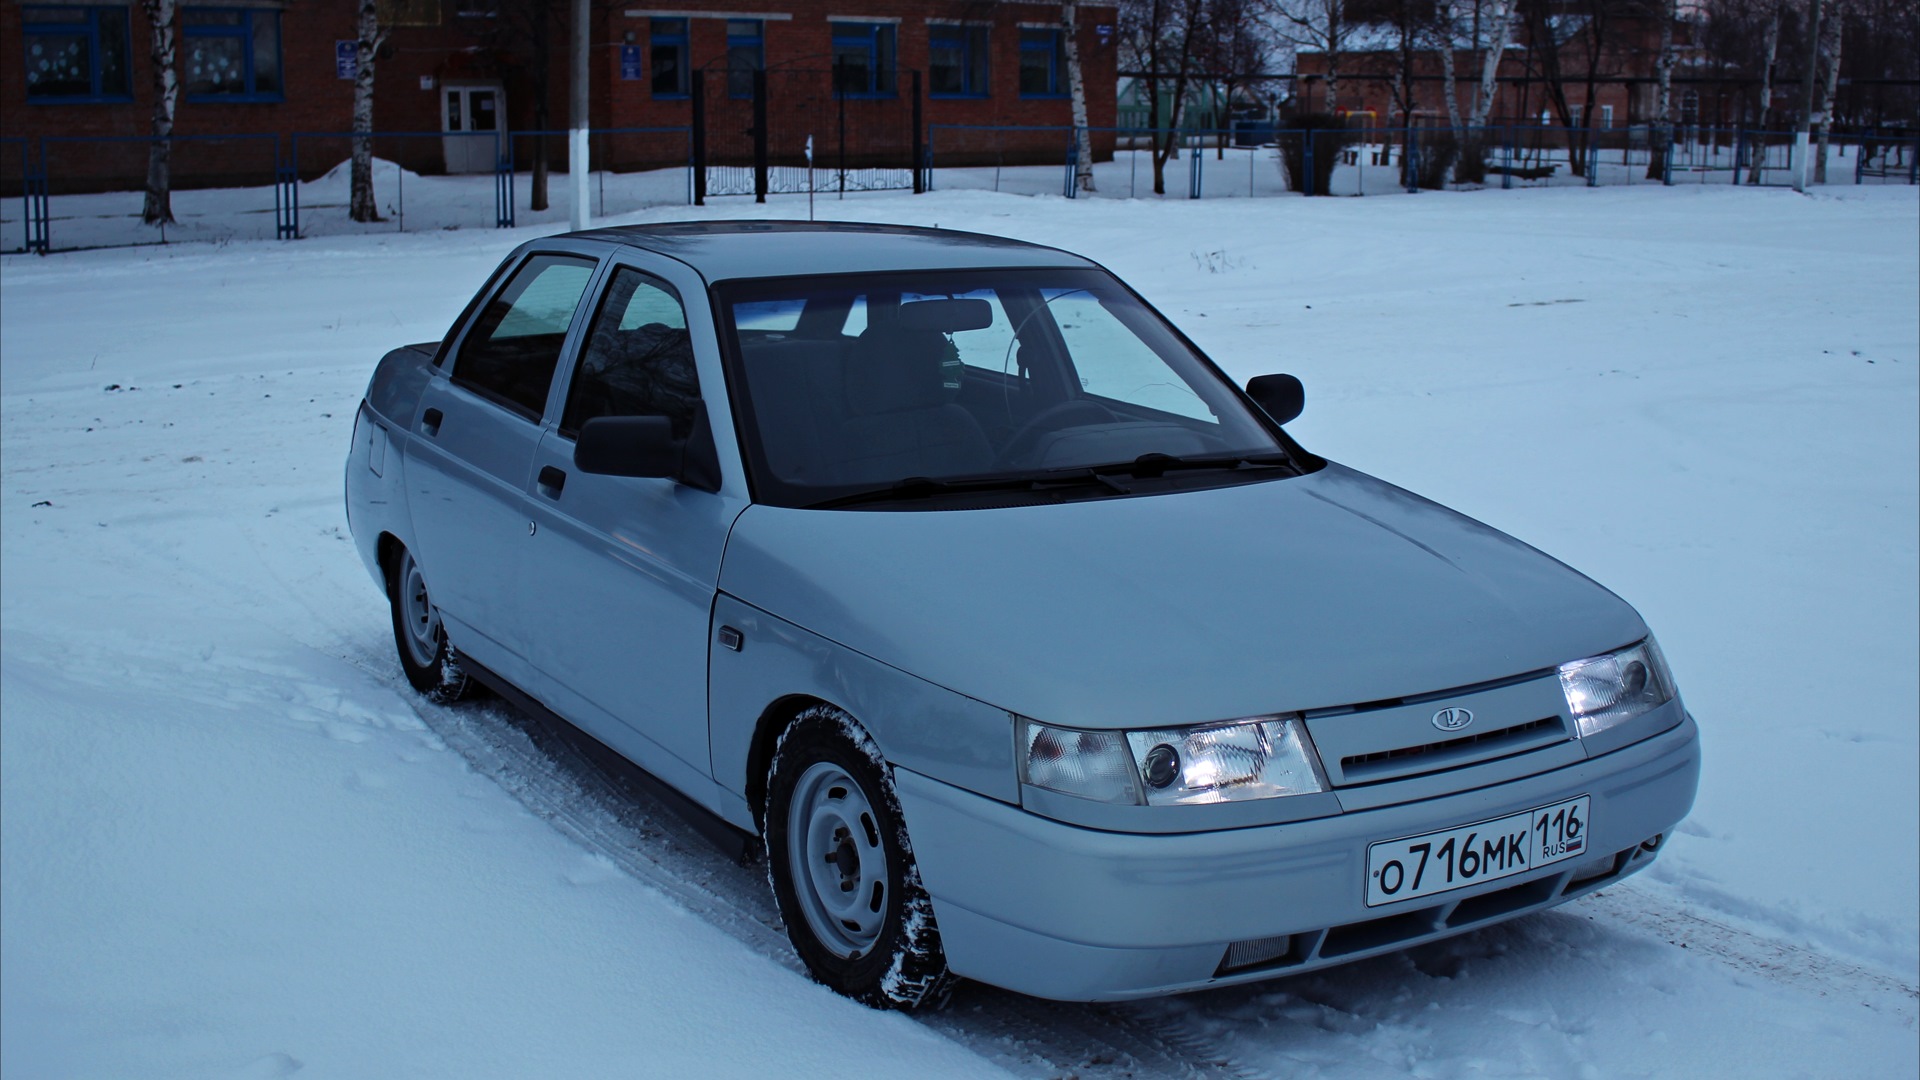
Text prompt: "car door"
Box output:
[[405, 249, 602, 681], [519, 258, 749, 802]]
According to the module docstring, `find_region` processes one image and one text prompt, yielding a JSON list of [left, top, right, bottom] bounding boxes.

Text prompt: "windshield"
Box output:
[[718, 267, 1293, 508]]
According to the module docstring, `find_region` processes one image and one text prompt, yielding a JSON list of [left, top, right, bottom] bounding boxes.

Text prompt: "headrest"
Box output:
[[844, 328, 951, 415]]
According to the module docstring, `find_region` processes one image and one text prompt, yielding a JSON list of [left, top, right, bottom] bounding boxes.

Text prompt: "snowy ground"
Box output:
[[2, 183, 1916, 1078]]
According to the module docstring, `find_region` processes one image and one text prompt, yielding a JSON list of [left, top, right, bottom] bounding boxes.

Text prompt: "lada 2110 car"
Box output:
[[345, 222, 1701, 1008]]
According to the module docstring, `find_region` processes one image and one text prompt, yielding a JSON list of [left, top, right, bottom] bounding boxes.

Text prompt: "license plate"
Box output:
[[1365, 796, 1591, 907]]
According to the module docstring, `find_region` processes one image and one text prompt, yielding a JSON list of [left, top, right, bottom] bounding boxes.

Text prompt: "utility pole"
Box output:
[[569, 0, 592, 229], [1793, 0, 1823, 192]]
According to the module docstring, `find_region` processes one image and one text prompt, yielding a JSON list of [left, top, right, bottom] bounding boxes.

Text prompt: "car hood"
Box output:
[[718, 463, 1646, 728]]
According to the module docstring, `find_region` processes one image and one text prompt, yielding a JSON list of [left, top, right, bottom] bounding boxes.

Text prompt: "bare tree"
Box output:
[[461, 0, 559, 211], [1064, 0, 1098, 192], [351, 0, 390, 223], [1743, 0, 1783, 182], [1644, 0, 1677, 180], [1195, 0, 1275, 157], [1468, 0, 1518, 128], [1812, 0, 1844, 181], [1120, 0, 1209, 194], [139, 0, 178, 226], [1268, 0, 1352, 112]]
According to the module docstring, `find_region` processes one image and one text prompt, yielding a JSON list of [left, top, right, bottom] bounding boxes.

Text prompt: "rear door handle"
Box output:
[[537, 465, 567, 498], [421, 407, 443, 436]]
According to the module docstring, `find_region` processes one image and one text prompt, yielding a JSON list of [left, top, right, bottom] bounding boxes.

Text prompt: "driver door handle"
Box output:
[[537, 465, 567, 498]]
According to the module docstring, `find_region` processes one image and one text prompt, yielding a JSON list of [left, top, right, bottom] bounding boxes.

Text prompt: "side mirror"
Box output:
[[574, 413, 723, 492], [1245, 373, 1304, 426]]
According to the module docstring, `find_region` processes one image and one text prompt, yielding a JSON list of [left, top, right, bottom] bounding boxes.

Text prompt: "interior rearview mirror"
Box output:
[[897, 298, 994, 332], [1245, 374, 1305, 426]]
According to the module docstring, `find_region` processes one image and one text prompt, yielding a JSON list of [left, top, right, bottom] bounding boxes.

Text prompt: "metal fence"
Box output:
[[929, 124, 1920, 200], [1, 127, 692, 255]]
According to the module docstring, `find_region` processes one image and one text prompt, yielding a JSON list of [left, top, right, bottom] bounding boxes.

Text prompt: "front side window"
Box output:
[[651, 18, 688, 98], [832, 22, 896, 97], [454, 254, 597, 420], [929, 24, 988, 98], [727, 19, 764, 100], [721, 268, 1291, 507], [22, 6, 131, 102], [561, 268, 699, 439], [183, 8, 281, 101], [1019, 27, 1065, 98]]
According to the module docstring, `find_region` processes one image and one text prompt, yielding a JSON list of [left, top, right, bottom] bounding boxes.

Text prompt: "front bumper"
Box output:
[[896, 713, 1700, 1001]]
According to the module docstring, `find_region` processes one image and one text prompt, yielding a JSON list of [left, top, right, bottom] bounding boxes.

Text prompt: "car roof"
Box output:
[[562, 220, 1097, 281]]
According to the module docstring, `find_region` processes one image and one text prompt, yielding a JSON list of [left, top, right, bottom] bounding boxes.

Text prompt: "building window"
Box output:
[[1019, 27, 1065, 98], [22, 6, 132, 102], [451, 0, 497, 17], [727, 19, 763, 100], [651, 18, 688, 98], [929, 24, 988, 98], [380, 0, 445, 26], [183, 9, 282, 101], [832, 22, 896, 97]]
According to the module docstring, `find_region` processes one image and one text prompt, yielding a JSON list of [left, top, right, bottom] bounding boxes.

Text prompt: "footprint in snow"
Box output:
[[229, 1052, 302, 1078]]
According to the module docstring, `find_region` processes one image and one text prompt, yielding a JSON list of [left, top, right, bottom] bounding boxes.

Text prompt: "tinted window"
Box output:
[[561, 268, 699, 439], [454, 254, 596, 419]]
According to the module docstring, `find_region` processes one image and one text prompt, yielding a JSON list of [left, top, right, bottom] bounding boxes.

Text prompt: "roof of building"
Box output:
[[568, 220, 1095, 280]]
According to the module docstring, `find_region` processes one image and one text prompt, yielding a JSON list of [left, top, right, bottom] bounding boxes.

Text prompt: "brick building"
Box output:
[[3, 0, 1118, 189], [1293, 13, 1683, 131]]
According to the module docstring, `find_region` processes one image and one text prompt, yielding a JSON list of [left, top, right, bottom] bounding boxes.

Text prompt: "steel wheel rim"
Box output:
[[786, 760, 889, 959], [398, 553, 442, 669]]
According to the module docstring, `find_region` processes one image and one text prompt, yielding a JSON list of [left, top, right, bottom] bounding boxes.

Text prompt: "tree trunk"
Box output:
[[1436, 3, 1463, 184], [1063, 0, 1097, 191], [531, 3, 552, 212], [1324, 0, 1342, 114], [1746, 7, 1781, 184], [140, 0, 178, 226], [351, 0, 387, 223], [1813, 1, 1844, 183], [1468, 0, 1514, 129], [1646, 0, 1676, 180]]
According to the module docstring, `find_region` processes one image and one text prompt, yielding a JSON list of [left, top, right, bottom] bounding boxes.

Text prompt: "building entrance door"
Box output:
[[442, 84, 504, 173]]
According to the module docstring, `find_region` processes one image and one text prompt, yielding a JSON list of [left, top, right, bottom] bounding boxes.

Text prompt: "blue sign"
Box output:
[[620, 45, 642, 81], [335, 41, 358, 81]]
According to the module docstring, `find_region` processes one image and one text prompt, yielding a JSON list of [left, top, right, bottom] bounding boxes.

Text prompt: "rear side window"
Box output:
[[453, 254, 597, 419], [561, 267, 700, 439]]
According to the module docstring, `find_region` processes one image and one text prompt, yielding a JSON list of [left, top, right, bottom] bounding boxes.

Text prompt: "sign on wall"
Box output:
[[620, 45, 642, 81], [336, 41, 358, 80]]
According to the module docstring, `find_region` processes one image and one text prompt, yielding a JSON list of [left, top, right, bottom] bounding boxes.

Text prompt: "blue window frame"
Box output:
[[183, 8, 282, 102], [21, 6, 132, 103], [726, 19, 763, 100], [650, 17, 688, 98], [928, 24, 988, 99], [1019, 27, 1066, 98], [831, 22, 896, 97]]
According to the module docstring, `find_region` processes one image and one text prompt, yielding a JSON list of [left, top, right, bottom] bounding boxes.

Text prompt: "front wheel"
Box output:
[[764, 704, 954, 1010], [388, 546, 471, 703]]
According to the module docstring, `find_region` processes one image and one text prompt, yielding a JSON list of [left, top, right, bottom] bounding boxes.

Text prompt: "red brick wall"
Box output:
[[2, 1, 1118, 190]]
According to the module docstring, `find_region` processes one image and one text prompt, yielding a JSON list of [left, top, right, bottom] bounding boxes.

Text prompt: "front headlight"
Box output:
[[1559, 638, 1676, 738], [1018, 715, 1327, 806]]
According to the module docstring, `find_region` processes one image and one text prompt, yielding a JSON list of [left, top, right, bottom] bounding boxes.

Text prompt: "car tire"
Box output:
[[388, 546, 472, 703], [765, 703, 955, 1010]]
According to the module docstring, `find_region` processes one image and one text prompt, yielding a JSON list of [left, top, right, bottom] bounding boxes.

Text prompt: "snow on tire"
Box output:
[[764, 703, 955, 1010], [388, 546, 472, 703]]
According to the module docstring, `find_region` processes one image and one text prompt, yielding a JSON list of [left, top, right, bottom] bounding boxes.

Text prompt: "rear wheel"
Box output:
[[388, 546, 471, 702], [765, 704, 954, 1010]]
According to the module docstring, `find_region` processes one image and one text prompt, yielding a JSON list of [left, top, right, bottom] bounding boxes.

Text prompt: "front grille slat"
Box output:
[[1341, 716, 1560, 775]]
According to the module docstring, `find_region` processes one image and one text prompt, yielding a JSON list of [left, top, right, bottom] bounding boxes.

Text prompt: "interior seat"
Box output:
[[828, 327, 994, 485]]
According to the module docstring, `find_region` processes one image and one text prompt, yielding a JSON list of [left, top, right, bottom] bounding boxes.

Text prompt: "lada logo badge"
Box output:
[[1432, 707, 1474, 732]]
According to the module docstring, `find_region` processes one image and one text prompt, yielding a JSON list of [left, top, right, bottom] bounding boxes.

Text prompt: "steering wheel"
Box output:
[[997, 400, 1117, 468]]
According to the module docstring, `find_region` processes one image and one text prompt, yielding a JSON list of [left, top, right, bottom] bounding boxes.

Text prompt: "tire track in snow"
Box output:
[[404, 690, 1277, 1080]]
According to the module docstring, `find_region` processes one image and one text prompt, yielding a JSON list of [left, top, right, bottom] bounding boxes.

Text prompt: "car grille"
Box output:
[[1304, 672, 1575, 788], [1339, 716, 1562, 779]]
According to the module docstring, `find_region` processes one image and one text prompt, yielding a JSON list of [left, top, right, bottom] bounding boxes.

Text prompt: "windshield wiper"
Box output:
[[1114, 452, 1298, 479], [808, 468, 1131, 510]]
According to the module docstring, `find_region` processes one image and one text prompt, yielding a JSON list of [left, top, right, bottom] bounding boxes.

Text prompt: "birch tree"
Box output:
[[1744, 1, 1782, 183], [140, 0, 178, 226], [351, 0, 390, 223], [1812, 0, 1844, 181], [1645, 0, 1678, 180], [1467, 0, 1517, 129], [1063, 0, 1097, 192]]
